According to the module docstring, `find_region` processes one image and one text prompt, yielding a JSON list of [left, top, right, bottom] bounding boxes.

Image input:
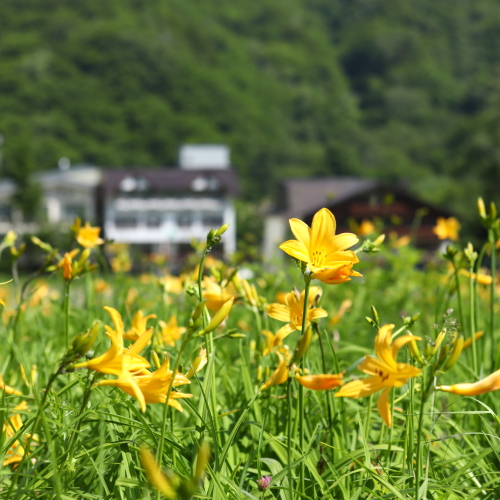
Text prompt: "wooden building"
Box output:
[[263, 177, 454, 261]]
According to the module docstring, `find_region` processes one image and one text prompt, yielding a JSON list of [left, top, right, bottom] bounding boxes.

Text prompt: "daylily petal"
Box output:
[[295, 373, 343, 391], [266, 303, 291, 323], [391, 334, 422, 360], [377, 388, 392, 427], [128, 328, 153, 356], [289, 218, 311, 248], [311, 208, 336, 250], [262, 352, 289, 390], [274, 323, 296, 345], [308, 308, 328, 322], [326, 233, 359, 253], [336, 376, 385, 399], [324, 250, 359, 265], [438, 369, 500, 396], [278, 240, 310, 263]]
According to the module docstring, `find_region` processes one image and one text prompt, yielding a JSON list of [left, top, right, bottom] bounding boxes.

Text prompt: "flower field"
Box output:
[[1, 203, 500, 499]]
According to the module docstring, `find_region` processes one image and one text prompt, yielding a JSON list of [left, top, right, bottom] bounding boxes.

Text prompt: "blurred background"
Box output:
[[1, 0, 499, 262]]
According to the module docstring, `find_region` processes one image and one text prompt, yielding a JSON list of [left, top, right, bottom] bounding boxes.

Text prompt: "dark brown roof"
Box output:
[[102, 168, 239, 196], [277, 177, 379, 217]]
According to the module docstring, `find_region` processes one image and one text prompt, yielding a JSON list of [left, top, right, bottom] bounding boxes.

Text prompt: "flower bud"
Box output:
[[257, 475, 272, 491], [407, 332, 423, 363], [463, 331, 484, 350], [490, 201, 498, 221], [216, 223, 230, 237], [478, 197, 487, 219], [431, 330, 446, 356], [78, 248, 91, 266], [70, 321, 101, 357], [443, 335, 464, 371], [435, 344, 449, 370], [292, 326, 312, 364], [31, 236, 53, 253], [186, 348, 208, 379], [191, 300, 206, 321], [193, 443, 210, 484], [152, 351, 162, 370], [374, 234, 386, 246], [200, 297, 234, 335]]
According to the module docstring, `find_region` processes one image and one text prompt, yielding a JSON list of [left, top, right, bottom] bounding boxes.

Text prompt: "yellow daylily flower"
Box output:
[[433, 217, 460, 241], [336, 324, 421, 427], [330, 299, 352, 326], [266, 289, 327, 346], [72, 307, 151, 376], [3, 401, 37, 466], [160, 275, 184, 295], [186, 347, 208, 379], [262, 349, 291, 390], [159, 315, 186, 347], [76, 222, 105, 249], [202, 277, 237, 312], [295, 373, 344, 391], [459, 269, 493, 286], [96, 358, 192, 412], [123, 310, 157, 341], [261, 330, 282, 356], [140, 446, 176, 499], [438, 369, 500, 396], [358, 219, 376, 236], [279, 208, 361, 283], [0, 374, 22, 396]]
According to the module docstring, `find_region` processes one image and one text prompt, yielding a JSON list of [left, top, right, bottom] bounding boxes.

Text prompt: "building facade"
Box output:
[[0, 145, 238, 257]]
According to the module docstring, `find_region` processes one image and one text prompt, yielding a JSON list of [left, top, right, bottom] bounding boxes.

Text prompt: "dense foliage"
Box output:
[[2, 0, 500, 213]]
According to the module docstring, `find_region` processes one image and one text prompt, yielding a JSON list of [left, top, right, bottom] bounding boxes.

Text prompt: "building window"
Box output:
[[0, 205, 11, 222], [62, 204, 85, 220], [202, 214, 223, 228], [177, 213, 193, 228], [147, 214, 162, 228], [115, 215, 137, 228]]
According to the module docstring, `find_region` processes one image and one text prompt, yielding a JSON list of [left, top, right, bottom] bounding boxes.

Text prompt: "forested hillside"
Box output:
[[1, 0, 500, 216]]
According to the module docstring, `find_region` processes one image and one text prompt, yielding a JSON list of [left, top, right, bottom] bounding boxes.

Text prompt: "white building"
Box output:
[[0, 145, 238, 257]]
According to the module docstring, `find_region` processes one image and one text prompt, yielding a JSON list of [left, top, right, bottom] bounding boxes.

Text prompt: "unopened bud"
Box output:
[[200, 297, 234, 335], [31, 236, 53, 253], [292, 327, 312, 364], [436, 344, 449, 370], [370, 306, 379, 325], [191, 300, 206, 322], [70, 321, 101, 356], [490, 201, 498, 221], [374, 234, 385, 246], [256, 365, 263, 382], [152, 351, 162, 370], [229, 333, 246, 338], [30, 364, 37, 385], [193, 443, 210, 484], [186, 348, 207, 379], [443, 335, 464, 371], [206, 229, 216, 242], [78, 248, 91, 266], [478, 197, 487, 219], [463, 331, 484, 350], [431, 330, 446, 356], [216, 223, 230, 237], [407, 332, 423, 363]]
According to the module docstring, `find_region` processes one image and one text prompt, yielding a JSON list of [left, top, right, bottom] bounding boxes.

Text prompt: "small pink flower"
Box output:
[[257, 475, 272, 491]]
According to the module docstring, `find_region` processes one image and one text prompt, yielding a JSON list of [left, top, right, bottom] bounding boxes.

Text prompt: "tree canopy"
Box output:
[[1, 0, 500, 217]]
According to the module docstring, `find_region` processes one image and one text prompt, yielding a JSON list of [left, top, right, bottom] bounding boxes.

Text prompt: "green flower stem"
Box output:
[[286, 376, 293, 500], [298, 277, 311, 497], [469, 263, 478, 374], [64, 281, 71, 346], [8, 369, 60, 496], [415, 369, 435, 500], [489, 229, 497, 371], [452, 261, 465, 334], [157, 334, 190, 500]]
